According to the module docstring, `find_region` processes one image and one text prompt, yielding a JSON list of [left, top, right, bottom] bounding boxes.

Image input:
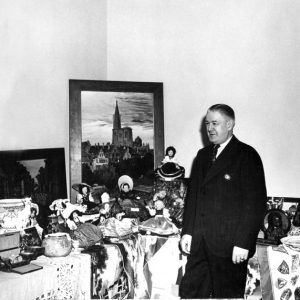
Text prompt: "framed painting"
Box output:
[[0, 147, 67, 228], [69, 80, 164, 202]]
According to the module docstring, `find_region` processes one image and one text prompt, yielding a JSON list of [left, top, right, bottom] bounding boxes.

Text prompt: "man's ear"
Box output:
[[227, 119, 235, 131]]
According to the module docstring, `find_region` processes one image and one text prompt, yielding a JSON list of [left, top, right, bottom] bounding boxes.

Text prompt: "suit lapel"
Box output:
[[202, 136, 239, 186]]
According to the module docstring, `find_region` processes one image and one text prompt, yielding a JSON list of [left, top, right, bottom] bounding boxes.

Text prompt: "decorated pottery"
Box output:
[[0, 198, 32, 229], [42, 232, 72, 257]]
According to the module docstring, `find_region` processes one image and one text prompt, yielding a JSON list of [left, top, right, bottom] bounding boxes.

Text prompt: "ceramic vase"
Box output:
[[42, 232, 72, 257]]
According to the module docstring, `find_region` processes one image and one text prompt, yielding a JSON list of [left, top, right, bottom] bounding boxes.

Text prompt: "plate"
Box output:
[[281, 236, 300, 251]]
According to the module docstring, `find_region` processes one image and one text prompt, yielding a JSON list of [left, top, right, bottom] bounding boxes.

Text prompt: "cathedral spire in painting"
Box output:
[[112, 101, 133, 147], [113, 101, 121, 129]]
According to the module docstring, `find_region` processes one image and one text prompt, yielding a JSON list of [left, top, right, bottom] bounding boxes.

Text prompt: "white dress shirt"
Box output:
[[216, 135, 233, 158]]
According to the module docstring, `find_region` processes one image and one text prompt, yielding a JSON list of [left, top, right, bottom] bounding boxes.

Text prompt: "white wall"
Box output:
[[0, 0, 299, 198], [107, 0, 300, 197], [0, 0, 107, 195]]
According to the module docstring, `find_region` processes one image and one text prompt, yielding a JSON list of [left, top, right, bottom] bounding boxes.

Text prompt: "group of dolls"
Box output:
[[45, 146, 185, 246]]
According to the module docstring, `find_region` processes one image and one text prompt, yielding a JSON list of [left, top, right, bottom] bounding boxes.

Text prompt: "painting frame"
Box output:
[[0, 147, 67, 202], [69, 79, 164, 201], [0, 147, 68, 230]]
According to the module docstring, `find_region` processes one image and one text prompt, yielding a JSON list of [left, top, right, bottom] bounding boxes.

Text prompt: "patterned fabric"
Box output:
[[85, 234, 149, 299], [267, 244, 300, 300], [109, 234, 149, 299], [33, 253, 91, 299]]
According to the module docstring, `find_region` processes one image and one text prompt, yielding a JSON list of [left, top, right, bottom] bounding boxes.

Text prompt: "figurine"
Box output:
[[265, 211, 286, 242], [25, 203, 43, 238], [72, 183, 98, 212], [26, 203, 39, 227], [116, 175, 150, 221], [66, 209, 83, 230], [156, 146, 185, 180], [98, 192, 124, 222], [162, 146, 179, 165], [139, 198, 178, 236], [118, 175, 135, 200]]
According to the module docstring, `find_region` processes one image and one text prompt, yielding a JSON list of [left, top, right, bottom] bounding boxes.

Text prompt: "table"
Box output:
[[0, 253, 91, 300]]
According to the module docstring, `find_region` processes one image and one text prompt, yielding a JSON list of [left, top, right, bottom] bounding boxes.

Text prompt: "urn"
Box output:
[[42, 232, 72, 257]]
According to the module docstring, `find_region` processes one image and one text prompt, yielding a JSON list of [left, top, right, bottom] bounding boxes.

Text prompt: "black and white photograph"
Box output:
[[0, 1, 300, 300]]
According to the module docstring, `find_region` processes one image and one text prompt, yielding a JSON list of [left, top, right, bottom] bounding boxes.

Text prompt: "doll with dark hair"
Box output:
[[67, 210, 83, 230], [156, 146, 185, 180], [75, 183, 99, 213], [162, 146, 178, 164], [67, 208, 103, 248], [116, 175, 150, 221], [265, 211, 286, 242]]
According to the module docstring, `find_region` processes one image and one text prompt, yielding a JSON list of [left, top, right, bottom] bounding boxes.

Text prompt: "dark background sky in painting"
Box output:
[[82, 91, 154, 147]]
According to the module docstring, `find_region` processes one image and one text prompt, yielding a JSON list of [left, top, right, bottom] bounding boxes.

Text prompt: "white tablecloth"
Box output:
[[0, 252, 91, 300]]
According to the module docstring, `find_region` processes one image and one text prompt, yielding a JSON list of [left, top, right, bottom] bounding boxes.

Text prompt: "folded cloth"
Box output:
[[70, 223, 103, 248], [100, 218, 138, 239], [139, 215, 178, 236]]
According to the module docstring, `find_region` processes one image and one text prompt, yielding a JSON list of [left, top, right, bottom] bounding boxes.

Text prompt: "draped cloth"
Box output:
[[266, 244, 300, 300]]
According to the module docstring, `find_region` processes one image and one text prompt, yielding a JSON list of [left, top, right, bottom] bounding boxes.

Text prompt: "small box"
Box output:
[[0, 231, 20, 259]]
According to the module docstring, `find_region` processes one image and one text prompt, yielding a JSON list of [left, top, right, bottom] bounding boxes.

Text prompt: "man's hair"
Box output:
[[208, 104, 235, 121]]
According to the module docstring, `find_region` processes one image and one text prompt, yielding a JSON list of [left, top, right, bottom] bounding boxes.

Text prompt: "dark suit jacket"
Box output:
[[182, 135, 267, 258]]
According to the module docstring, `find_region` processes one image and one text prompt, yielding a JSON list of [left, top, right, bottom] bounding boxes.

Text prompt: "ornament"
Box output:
[[278, 260, 289, 274]]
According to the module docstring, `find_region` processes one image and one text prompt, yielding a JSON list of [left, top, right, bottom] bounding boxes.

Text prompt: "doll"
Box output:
[[25, 203, 43, 238], [99, 192, 125, 221], [139, 199, 178, 236], [75, 183, 99, 212], [265, 211, 286, 242], [66, 209, 83, 230], [116, 175, 150, 221], [162, 146, 178, 164], [156, 146, 185, 180]]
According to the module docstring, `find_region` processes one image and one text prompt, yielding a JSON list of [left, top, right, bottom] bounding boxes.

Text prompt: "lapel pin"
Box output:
[[224, 174, 231, 180]]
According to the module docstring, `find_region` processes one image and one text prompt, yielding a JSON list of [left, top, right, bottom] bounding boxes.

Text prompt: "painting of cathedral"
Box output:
[[81, 91, 155, 191], [112, 101, 133, 147]]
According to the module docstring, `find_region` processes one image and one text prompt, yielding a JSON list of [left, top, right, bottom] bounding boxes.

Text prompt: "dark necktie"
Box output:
[[211, 144, 220, 164]]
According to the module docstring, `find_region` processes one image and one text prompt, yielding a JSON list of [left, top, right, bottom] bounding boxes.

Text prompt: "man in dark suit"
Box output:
[[179, 104, 267, 299]]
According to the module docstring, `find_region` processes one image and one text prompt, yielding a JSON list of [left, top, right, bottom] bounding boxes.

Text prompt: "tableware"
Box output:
[[42, 232, 72, 257]]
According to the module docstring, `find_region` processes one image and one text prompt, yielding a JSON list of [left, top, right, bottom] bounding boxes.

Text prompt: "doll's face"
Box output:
[[273, 216, 282, 227], [121, 184, 130, 193], [101, 192, 110, 203], [155, 200, 165, 210], [168, 150, 174, 157], [82, 186, 88, 195], [158, 190, 167, 198], [72, 212, 80, 223], [30, 208, 37, 218]]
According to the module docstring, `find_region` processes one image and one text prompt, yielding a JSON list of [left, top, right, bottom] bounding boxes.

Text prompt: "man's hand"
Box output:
[[232, 246, 249, 264], [180, 234, 192, 254]]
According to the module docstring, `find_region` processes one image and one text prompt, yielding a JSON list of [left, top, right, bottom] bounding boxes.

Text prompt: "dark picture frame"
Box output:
[[0, 147, 67, 201], [0, 148, 67, 230], [69, 80, 164, 201]]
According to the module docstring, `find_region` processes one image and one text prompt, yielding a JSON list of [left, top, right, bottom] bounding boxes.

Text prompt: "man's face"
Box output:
[[205, 110, 234, 144]]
